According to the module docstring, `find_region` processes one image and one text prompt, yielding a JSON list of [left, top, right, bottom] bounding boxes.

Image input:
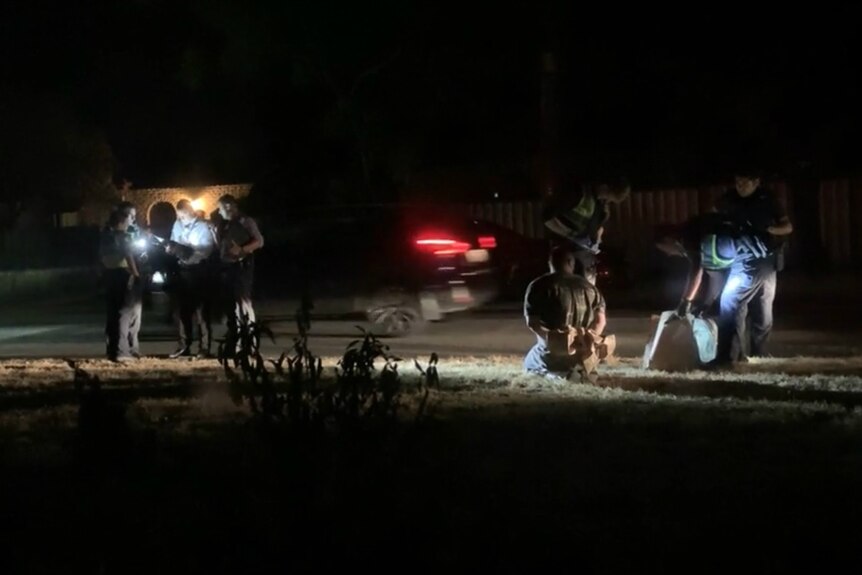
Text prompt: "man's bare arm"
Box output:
[[591, 309, 607, 336], [767, 216, 793, 236], [682, 264, 704, 303]]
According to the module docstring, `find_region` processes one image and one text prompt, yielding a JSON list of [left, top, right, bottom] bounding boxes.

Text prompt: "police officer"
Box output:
[[523, 246, 608, 380], [715, 170, 793, 363], [654, 213, 740, 318], [166, 199, 216, 359], [215, 194, 264, 340], [543, 178, 630, 285], [100, 206, 142, 361]]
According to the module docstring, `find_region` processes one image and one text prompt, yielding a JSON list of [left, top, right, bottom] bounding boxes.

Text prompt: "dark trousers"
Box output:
[[105, 268, 142, 359], [718, 258, 777, 362], [699, 269, 729, 316], [220, 261, 256, 333], [174, 265, 212, 352]]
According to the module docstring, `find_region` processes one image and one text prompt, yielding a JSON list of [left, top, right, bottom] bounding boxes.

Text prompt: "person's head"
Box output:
[[734, 170, 761, 197], [654, 224, 686, 257], [217, 194, 240, 220], [549, 246, 576, 275], [108, 208, 130, 231], [595, 178, 631, 204], [176, 199, 197, 224], [116, 201, 136, 228]]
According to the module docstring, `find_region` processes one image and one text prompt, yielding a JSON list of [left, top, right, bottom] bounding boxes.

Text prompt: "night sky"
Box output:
[[2, 1, 861, 192]]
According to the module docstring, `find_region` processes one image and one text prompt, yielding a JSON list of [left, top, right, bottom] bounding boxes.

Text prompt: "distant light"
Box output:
[[416, 237, 471, 256], [465, 249, 490, 263], [152, 271, 165, 284], [477, 236, 497, 249], [493, 192, 499, 199], [190, 198, 204, 211]]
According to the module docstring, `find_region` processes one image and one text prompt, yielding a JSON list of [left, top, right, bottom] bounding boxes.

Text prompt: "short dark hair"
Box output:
[[574, 257, 590, 278], [549, 246, 575, 272], [734, 168, 762, 179], [116, 201, 136, 215], [107, 209, 127, 227], [217, 194, 238, 208]]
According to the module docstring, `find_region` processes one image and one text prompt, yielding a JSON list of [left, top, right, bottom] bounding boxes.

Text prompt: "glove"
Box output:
[[675, 298, 692, 318], [689, 302, 707, 318]]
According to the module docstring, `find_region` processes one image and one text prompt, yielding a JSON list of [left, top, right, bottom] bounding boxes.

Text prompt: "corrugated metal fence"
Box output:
[[467, 180, 862, 269], [819, 179, 862, 267]]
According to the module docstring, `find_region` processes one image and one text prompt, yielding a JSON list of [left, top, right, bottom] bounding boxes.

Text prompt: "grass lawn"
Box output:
[[2, 355, 861, 573]]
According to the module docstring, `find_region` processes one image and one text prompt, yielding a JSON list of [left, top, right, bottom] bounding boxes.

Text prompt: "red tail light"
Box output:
[[416, 237, 471, 256], [477, 236, 497, 249]]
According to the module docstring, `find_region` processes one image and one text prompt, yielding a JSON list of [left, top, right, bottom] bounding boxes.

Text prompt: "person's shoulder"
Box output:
[[527, 272, 554, 289], [557, 272, 592, 289], [713, 188, 738, 212], [754, 187, 778, 201], [718, 188, 737, 202], [569, 273, 603, 295]]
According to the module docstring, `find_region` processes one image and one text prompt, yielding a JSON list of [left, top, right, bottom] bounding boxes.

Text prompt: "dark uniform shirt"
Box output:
[[716, 187, 788, 268], [218, 215, 264, 263]]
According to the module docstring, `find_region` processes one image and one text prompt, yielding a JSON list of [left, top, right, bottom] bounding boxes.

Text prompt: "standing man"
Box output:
[[543, 178, 630, 285], [100, 206, 141, 362], [715, 170, 793, 363], [216, 194, 264, 339], [166, 199, 216, 359]]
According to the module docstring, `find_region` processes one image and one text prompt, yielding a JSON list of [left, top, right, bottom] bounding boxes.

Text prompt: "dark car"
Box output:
[[252, 204, 508, 335], [475, 222, 632, 299]]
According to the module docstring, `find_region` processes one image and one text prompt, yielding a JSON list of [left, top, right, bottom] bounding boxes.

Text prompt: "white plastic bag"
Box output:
[[643, 311, 718, 372]]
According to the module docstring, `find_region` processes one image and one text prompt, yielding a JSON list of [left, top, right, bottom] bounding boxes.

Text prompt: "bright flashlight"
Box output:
[[134, 238, 147, 249], [152, 271, 165, 284], [724, 274, 742, 294]]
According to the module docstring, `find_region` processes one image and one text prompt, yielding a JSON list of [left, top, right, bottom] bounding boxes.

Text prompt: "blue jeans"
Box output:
[[717, 258, 777, 362], [524, 341, 577, 378]]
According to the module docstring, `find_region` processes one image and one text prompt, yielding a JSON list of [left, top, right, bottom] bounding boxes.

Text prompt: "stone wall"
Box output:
[[121, 183, 252, 226]]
